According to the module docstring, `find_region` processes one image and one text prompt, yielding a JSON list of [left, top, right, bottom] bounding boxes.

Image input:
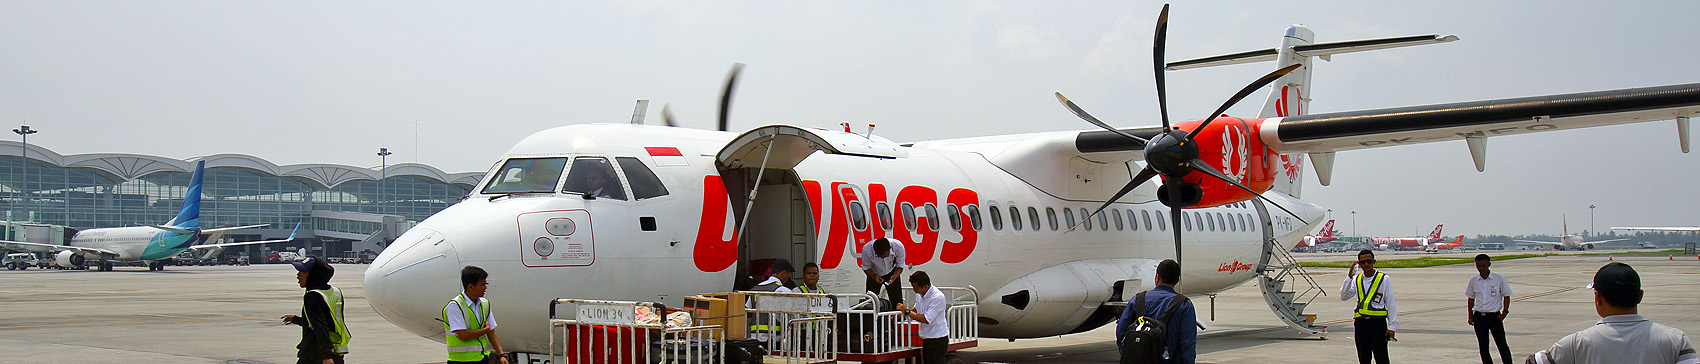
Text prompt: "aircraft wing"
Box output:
[[1510, 239, 1561, 246], [188, 222, 300, 249], [1268, 83, 1700, 154], [0, 240, 121, 258], [1588, 238, 1631, 244], [199, 224, 271, 234], [1614, 226, 1700, 232]]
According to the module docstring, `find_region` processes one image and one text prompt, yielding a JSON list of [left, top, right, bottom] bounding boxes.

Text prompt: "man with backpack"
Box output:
[[1117, 259, 1196, 364]]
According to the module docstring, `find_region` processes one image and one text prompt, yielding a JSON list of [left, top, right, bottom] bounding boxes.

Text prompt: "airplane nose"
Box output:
[[365, 228, 462, 341]]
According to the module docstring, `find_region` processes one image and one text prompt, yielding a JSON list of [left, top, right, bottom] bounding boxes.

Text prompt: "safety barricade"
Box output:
[[547, 298, 724, 364], [832, 286, 980, 363], [741, 291, 837, 363]]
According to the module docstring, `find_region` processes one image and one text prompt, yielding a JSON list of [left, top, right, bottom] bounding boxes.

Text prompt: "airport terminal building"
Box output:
[[1, 140, 483, 261]]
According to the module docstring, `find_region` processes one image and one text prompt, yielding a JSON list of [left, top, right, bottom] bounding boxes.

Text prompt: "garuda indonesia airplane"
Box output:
[[362, 5, 1700, 355], [1, 161, 299, 271]]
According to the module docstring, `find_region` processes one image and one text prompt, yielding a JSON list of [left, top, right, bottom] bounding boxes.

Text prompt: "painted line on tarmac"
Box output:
[[0, 313, 379, 329]]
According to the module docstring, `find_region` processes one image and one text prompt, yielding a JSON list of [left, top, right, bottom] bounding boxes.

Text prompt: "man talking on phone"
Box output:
[[1340, 249, 1397, 364]]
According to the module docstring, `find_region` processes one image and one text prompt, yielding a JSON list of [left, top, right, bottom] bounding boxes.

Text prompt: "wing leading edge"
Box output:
[[1266, 83, 1700, 153]]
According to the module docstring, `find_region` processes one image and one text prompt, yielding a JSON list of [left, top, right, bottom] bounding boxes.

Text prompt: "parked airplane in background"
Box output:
[[1613, 226, 1700, 232], [362, 5, 1700, 356], [1515, 216, 1627, 251], [0, 161, 300, 271], [1372, 224, 1445, 250], [1295, 219, 1336, 251], [1424, 235, 1465, 252]]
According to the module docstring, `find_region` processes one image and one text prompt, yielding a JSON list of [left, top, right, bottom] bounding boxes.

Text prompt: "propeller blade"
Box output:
[[1056, 92, 1148, 144], [1070, 167, 1160, 232], [718, 63, 745, 132], [1168, 195, 1184, 269], [661, 104, 677, 127], [1186, 63, 1303, 139], [1185, 159, 1310, 224], [1153, 4, 1172, 130]]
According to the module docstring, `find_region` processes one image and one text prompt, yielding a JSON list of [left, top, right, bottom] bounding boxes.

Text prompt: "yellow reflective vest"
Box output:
[[305, 287, 350, 354], [443, 293, 493, 361], [1354, 272, 1389, 317]]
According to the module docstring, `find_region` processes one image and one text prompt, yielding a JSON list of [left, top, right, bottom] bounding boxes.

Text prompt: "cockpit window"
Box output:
[[615, 157, 669, 200], [481, 157, 568, 194], [561, 157, 627, 200]]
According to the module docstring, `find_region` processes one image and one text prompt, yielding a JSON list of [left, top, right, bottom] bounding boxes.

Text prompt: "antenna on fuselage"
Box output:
[[630, 100, 650, 125]]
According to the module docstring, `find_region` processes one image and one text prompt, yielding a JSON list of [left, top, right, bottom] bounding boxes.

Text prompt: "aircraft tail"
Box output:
[[1166, 26, 1456, 197], [1318, 219, 1335, 238], [1427, 224, 1445, 242], [165, 161, 205, 228]]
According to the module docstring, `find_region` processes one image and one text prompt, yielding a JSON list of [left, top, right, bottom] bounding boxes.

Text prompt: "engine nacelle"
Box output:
[[1303, 235, 1318, 247], [1163, 118, 1278, 208], [54, 250, 85, 268]]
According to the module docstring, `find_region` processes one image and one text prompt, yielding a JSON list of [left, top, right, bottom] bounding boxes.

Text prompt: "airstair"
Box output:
[[1251, 199, 1329, 338]]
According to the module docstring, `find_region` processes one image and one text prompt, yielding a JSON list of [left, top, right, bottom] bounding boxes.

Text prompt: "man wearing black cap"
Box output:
[[1528, 262, 1697, 364], [752, 258, 797, 293], [280, 257, 350, 364]]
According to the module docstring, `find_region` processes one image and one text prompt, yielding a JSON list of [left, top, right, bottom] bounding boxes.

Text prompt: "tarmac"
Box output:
[[1, 252, 1695, 363]]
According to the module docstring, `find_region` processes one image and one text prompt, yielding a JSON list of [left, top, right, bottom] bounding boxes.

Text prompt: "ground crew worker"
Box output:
[[281, 257, 349, 364], [752, 259, 797, 293], [799, 262, 823, 294], [445, 266, 507, 364], [1466, 254, 1513, 364], [1340, 249, 1397, 364], [1529, 262, 1698, 364], [861, 238, 906, 307], [896, 271, 948, 364]]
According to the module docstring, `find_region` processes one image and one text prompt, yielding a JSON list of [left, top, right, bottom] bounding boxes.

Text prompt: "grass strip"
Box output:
[[1300, 253, 1552, 269]]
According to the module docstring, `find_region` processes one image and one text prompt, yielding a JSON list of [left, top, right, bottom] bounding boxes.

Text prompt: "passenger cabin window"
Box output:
[[1128, 210, 1139, 231], [877, 202, 894, 231], [1154, 211, 1166, 231], [1045, 207, 1058, 231], [1182, 212, 1192, 231], [1026, 207, 1040, 231], [989, 204, 1003, 231], [1009, 206, 1022, 230], [924, 203, 940, 232], [1064, 208, 1078, 230], [1098, 210, 1109, 230], [901, 202, 918, 231], [1113, 209, 1124, 230], [482, 157, 568, 194], [561, 157, 627, 200], [945, 204, 962, 231], [849, 201, 869, 231], [967, 205, 982, 231], [616, 157, 669, 200]]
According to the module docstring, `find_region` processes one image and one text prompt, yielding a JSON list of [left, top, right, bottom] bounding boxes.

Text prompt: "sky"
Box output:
[[2, 1, 1696, 237]]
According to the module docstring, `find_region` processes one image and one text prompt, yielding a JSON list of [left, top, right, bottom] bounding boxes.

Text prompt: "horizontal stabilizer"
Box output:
[[1166, 34, 1457, 70], [145, 225, 195, 235], [200, 224, 270, 234]]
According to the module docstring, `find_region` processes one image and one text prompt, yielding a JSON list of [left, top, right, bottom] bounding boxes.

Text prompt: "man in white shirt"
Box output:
[[1466, 254, 1513, 364], [1529, 262, 1698, 364], [861, 238, 906, 307], [895, 271, 948, 364], [444, 266, 507, 364], [752, 259, 796, 293], [1340, 249, 1396, 364]]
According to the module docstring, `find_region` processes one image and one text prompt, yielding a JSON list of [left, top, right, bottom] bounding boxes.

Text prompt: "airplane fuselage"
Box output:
[[67, 227, 197, 261]]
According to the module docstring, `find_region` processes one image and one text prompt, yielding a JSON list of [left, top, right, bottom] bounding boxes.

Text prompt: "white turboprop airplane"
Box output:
[[363, 6, 1700, 356], [1514, 215, 1627, 251], [0, 161, 300, 271]]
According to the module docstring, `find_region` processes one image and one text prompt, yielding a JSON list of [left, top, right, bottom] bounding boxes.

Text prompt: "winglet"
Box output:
[[285, 222, 301, 240]]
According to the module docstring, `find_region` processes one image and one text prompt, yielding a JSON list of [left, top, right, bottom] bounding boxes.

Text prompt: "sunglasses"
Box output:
[[1358, 259, 1376, 265]]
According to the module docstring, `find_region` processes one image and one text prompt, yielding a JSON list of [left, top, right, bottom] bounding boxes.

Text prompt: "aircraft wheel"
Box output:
[[16, 264, 25, 271]]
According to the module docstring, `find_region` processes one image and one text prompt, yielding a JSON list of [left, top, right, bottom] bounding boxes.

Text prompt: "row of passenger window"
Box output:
[[841, 199, 1260, 235]]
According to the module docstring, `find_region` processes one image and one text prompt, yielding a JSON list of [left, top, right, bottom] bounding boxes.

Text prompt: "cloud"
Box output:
[[995, 25, 1060, 61]]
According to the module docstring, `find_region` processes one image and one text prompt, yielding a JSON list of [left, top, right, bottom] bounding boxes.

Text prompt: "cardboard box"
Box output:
[[685, 293, 748, 340]]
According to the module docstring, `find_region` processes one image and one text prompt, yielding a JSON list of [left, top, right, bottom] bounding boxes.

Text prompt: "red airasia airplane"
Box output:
[[1372, 224, 1445, 250], [1295, 219, 1336, 251]]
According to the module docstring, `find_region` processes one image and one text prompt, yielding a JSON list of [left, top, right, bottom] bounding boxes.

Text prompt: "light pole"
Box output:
[[12, 125, 39, 219], [1351, 210, 1357, 237], [377, 147, 391, 216], [1589, 204, 1596, 237]]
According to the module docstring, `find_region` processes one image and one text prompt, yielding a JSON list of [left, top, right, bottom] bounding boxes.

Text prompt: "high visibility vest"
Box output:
[[443, 294, 492, 361], [305, 287, 351, 354], [1354, 272, 1389, 317]]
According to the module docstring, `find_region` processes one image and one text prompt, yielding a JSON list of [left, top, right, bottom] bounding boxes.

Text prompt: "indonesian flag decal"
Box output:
[[646, 147, 689, 166]]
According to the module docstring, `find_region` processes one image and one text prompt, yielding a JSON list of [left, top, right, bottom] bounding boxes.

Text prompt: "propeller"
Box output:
[[1056, 4, 1308, 268], [719, 63, 744, 132]]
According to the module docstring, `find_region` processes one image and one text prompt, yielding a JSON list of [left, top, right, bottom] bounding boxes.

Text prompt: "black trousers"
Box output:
[[921, 337, 948, 364], [1354, 316, 1390, 364], [864, 271, 903, 307], [1472, 312, 1512, 364], [297, 354, 344, 364]]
